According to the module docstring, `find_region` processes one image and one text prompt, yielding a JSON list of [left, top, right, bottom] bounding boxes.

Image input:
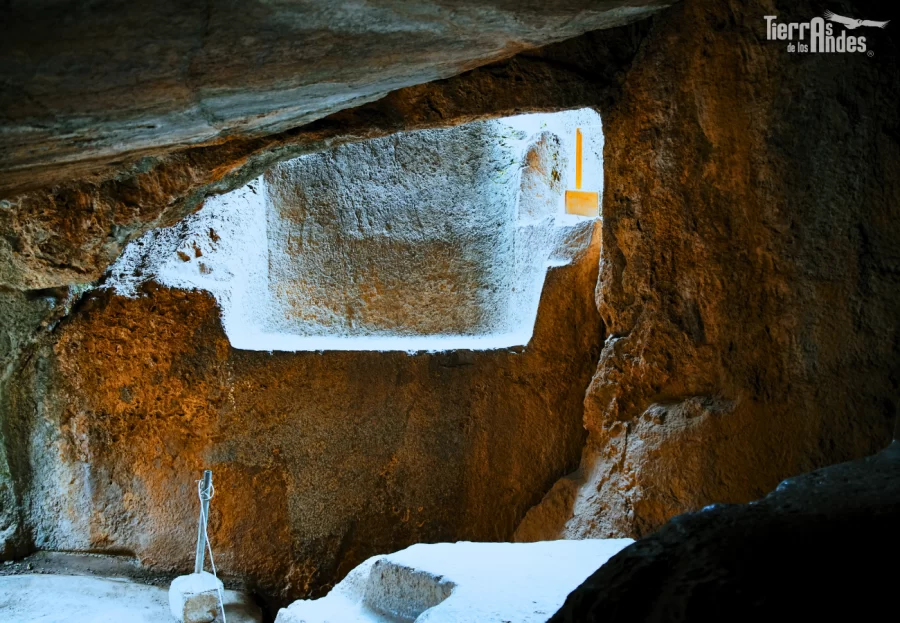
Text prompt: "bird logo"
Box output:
[[823, 11, 889, 29]]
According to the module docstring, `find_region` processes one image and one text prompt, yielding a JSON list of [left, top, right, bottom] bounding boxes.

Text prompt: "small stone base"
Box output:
[[169, 572, 224, 623]]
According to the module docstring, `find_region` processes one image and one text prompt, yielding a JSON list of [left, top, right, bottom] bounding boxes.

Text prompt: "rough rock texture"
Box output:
[[264, 124, 518, 338], [0, 287, 82, 558], [262, 115, 600, 341], [549, 441, 900, 622], [0, 21, 649, 291], [5, 223, 602, 604], [96, 111, 601, 353], [0, 0, 670, 192], [518, 133, 568, 221], [517, 0, 900, 542], [2, 0, 900, 614], [0, 20, 646, 575]]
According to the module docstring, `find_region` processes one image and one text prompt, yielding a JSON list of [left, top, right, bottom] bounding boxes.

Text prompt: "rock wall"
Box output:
[[2, 0, 899, 612], [96, 111, 601, 351], [265, 121, 537, 340], [6, 229, 603, 603], [0, 20, 650, 582], [518, 0, 900, 541], [0, 25, 643, 291], [0, 287, 82, 558], [266, 125, 518, 337], [1, 111, 605, 603], [0, 0, 669, 192]]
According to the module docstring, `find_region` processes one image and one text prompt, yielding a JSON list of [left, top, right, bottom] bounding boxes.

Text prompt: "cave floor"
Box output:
[[0, 572, 261, 622]]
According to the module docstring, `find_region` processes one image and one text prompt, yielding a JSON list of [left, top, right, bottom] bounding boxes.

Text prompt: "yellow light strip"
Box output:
[[575, 128, 583, 190]]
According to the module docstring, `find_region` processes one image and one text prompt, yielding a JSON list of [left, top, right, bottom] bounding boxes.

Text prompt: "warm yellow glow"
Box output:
[[566, 128, 598, 216], [575, 128, 583, 190], [565, 190, 599, 216]]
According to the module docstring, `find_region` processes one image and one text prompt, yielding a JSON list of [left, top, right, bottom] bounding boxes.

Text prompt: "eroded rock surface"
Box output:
[[517, 0, 900, 543], [0, 0, 669, 191], [2, 0, 899, 613], [0, 22, 643, 591], [0, 22, 648, 291], [96, 110, 601, 352], [0, 287, 82, 558], [6, 223, 602, 602], [264, 124, 520, 339]]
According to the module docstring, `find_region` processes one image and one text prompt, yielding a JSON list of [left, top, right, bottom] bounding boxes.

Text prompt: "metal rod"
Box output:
[[194, 470, 213, 574]]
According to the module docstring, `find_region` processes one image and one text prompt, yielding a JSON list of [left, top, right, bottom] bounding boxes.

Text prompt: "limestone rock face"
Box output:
[[94, 110, 601, 350], [6, 222, 603, 603], [2, 44, 634, 580], [0, 22, 647, 291], [0, 287, 79, 558], [0, 0, 670, 191], [517, 0, 900, 543], [549, 442, 900, 622], [263, 123, 525, 338], [517, 133, 568, 221], [2, 0, 899, 612], [260, 113, 601, 343], [2, 114, 603, 601]]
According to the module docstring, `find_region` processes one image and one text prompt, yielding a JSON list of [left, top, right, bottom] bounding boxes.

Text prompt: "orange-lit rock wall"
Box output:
[[7, 225, 601, 601]]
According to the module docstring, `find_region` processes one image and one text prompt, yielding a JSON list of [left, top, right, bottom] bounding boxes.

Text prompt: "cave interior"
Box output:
[[1, 1, 899, 622]]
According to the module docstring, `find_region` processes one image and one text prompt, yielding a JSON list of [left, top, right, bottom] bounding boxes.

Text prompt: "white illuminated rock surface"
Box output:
[[105, 109, 603, 352], [275, 539, 633, 623], [0, 574, 261, 623]]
